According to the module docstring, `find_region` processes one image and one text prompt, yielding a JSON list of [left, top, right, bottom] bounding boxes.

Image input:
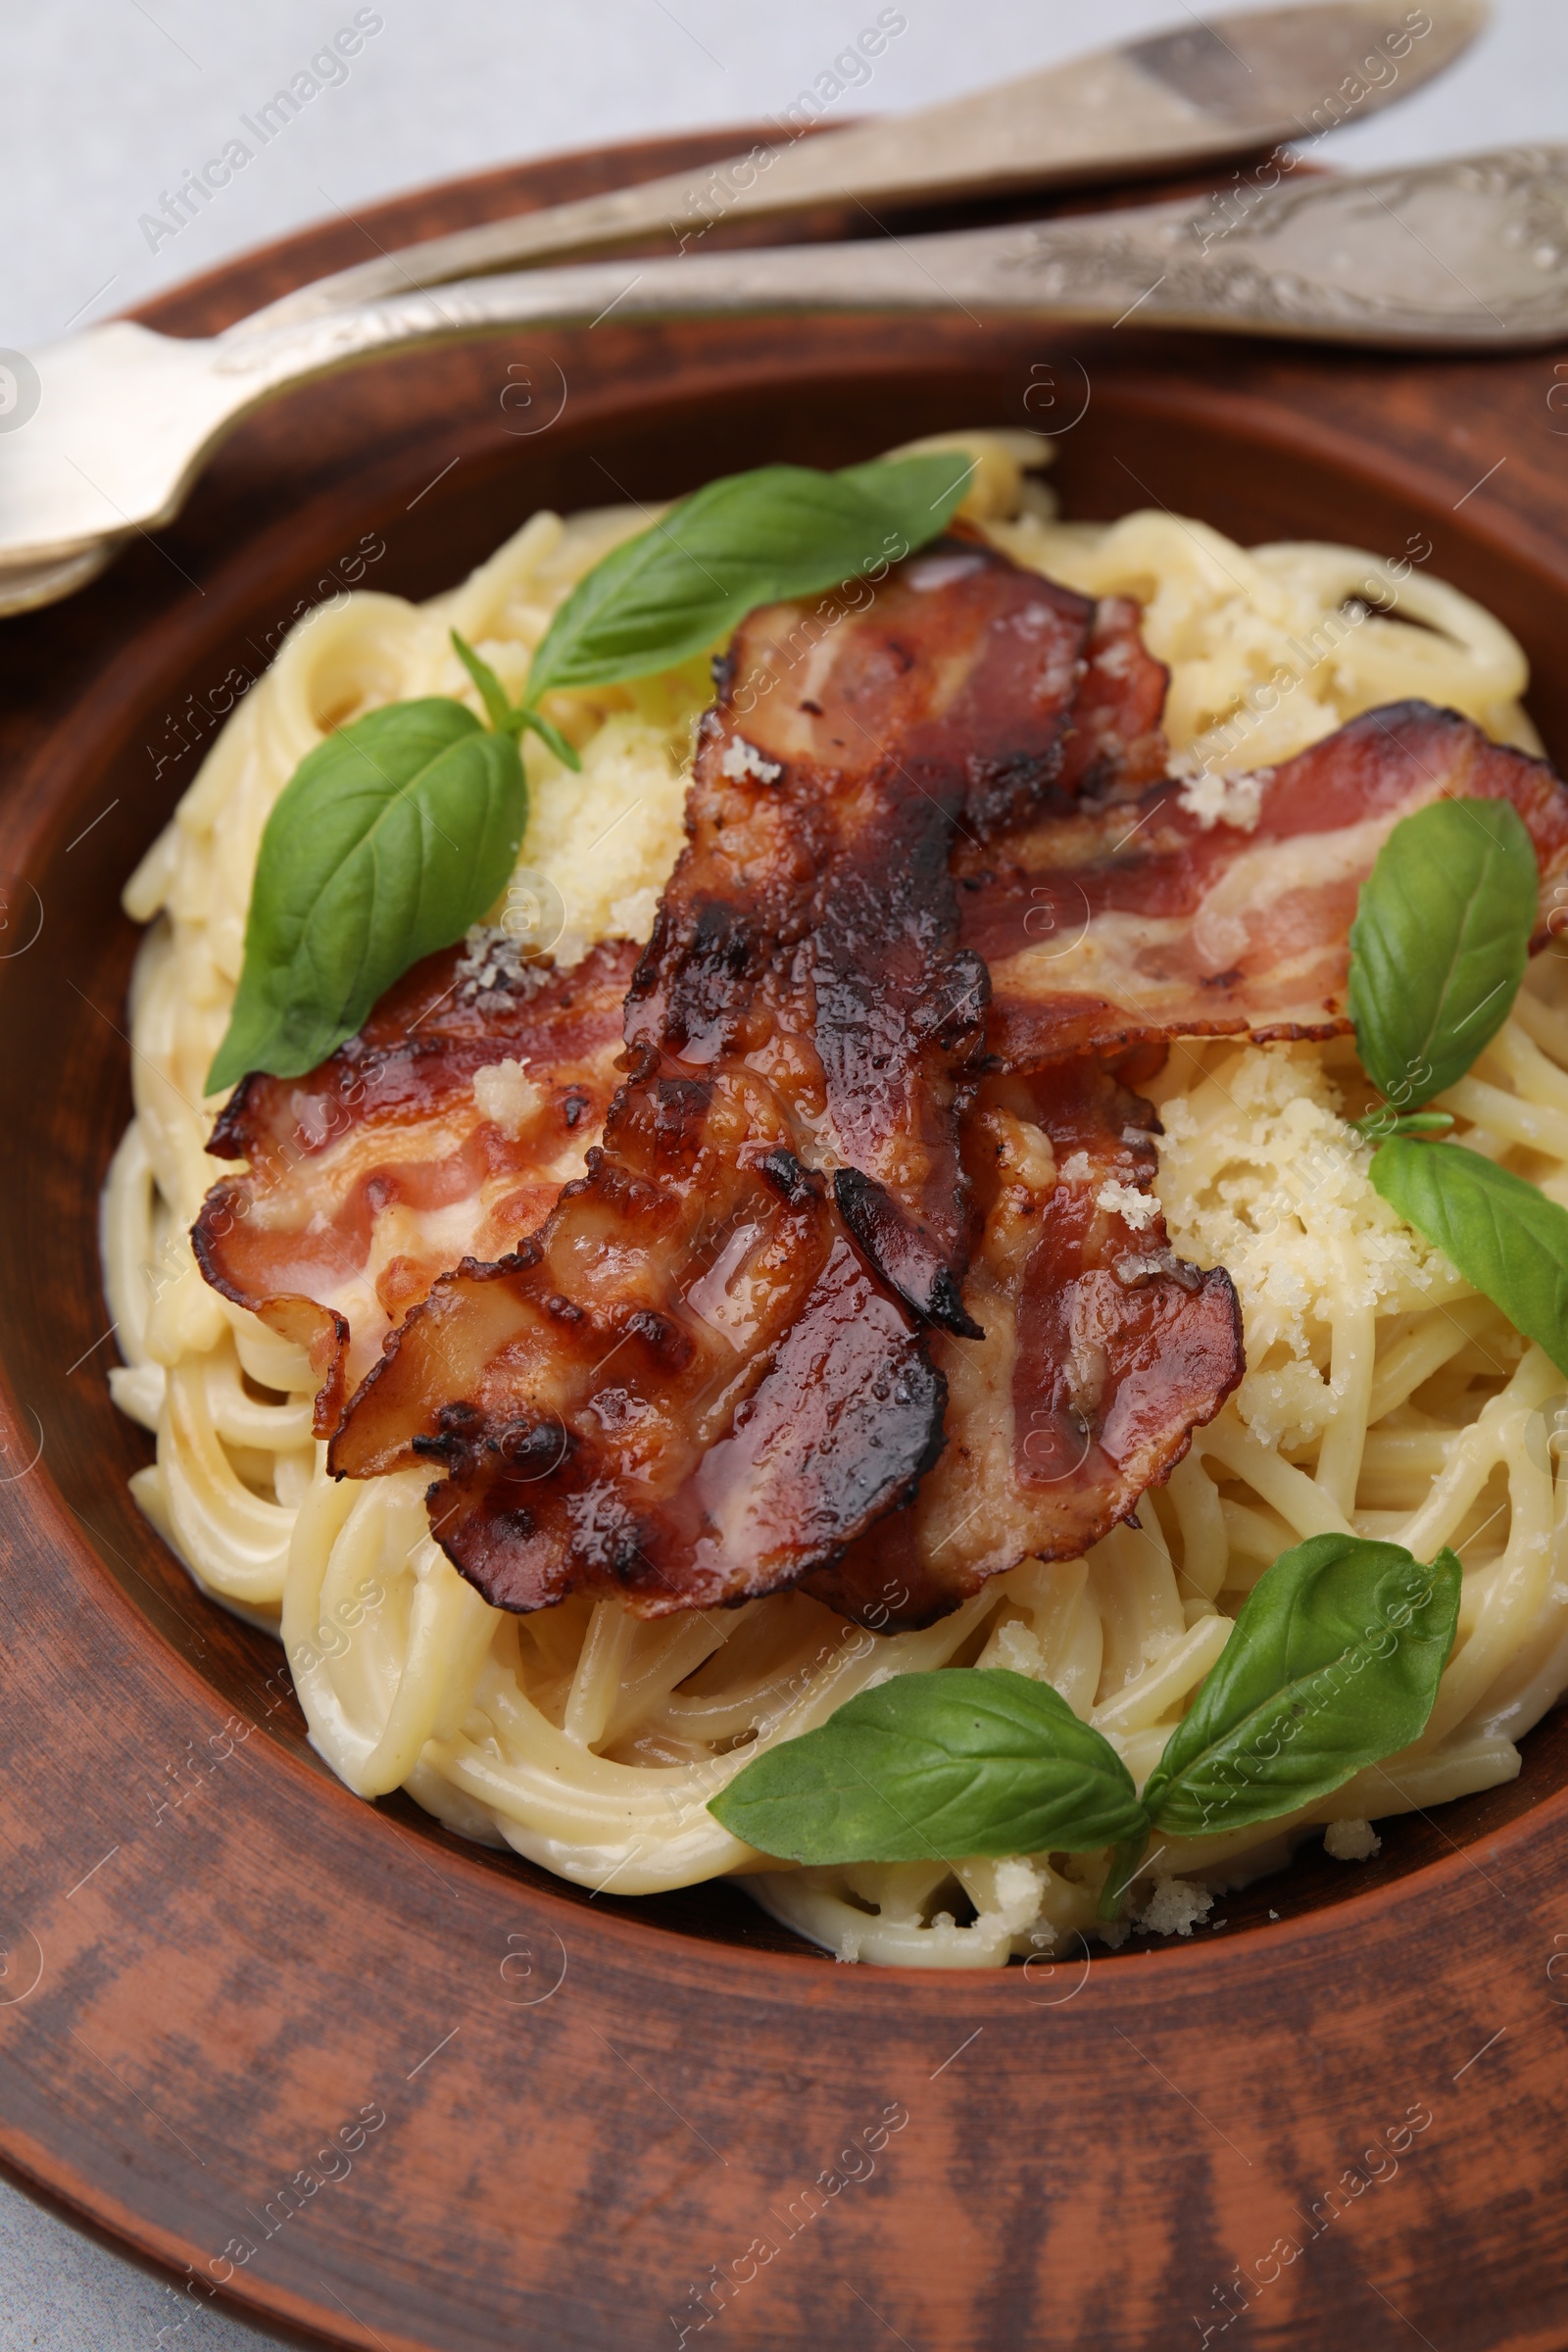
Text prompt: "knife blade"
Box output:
[[239, 0, 1489, 334]]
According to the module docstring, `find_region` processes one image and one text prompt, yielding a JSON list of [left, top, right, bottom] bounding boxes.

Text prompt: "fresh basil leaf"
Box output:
[[524, 455, 972, 703], [1141, 1535, 1460, 1839], [1371, 1136, 1568, 1376], [836, 451, 977, 530], [208, 700, 526, 1091], [708, 1667, 1145, 1864], [1349, 797, 1537, 1111], [451, 629, 582, 773]]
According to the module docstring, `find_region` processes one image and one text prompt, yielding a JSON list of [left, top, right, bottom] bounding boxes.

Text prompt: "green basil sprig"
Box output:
[[450, 628, 578, 769], [1371, 1139, 1568, 1377], [208, 650, 528, 1092], [208, 460, 971, 1089], [520, 453, 973, 710], [1344, 791, 1568, 1363], [709, 1536, 1459, 1917], [1348, 796, 1536, 1137]]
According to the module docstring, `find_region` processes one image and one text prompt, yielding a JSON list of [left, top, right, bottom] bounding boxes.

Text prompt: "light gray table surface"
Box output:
[[3, 1, 1564, 2343]]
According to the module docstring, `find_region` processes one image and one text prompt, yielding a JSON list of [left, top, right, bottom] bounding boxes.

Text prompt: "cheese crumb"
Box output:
[[985, 1617, 1047, 1678], [609, 884, 661, 941], [1135, 1878, 1214, 1937], [1324, 1818, 1382, 1862], [1058, 1151, 1093, 1184], [990, 1857, 1047, 1931], [1174, 760, 1266, 831], [456, 924, 550, 998], [1115, 1250, 1175, 1286], [719, 735, 783, 784], [1096, 1177, 1158, 1230], [472, 1059, 545, 1136]]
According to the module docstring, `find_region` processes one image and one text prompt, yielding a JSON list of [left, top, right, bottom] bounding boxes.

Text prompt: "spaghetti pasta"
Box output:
[[103, 430, 1568, 1966]]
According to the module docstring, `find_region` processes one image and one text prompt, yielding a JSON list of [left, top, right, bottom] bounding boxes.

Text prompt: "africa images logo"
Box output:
[[137, 10, 385, 253]]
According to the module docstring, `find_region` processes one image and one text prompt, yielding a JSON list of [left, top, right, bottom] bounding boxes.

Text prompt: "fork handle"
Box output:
[[3, 152, 1563, 610]]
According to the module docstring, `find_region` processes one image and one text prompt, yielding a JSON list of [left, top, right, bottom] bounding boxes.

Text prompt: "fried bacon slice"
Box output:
[[630, 541, 1095, 1300], [1053, 594, 1169, 802], [961, 703, 1568, 1071], [328, 541, 1099, 1616], [194, 937, 635, 1431], [806, 1058, 1243, 1629]]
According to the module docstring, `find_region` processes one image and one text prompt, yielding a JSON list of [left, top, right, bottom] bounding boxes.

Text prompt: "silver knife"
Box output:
[[238, 0, 1489, 334]]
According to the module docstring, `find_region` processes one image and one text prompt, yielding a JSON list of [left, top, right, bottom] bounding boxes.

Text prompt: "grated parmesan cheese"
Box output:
[[1324, 1818, 1382, 1861], [1135, 1878, 1214, 1937], [472, 1058, 545, 1136], [1115, 1250, 1176, 1286], [1152, 1045, 1468, 1449], [609, 885, 662, 941], [1173, 760, 1266, 831], [989, 1617, 1047, 1678], [516, 713, 690, 968], [1096, 1177, 1158, 1230], [719, 735, 783, 785]]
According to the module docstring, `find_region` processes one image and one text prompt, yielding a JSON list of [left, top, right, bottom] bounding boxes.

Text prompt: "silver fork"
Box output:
[[4, 143, 1564, 619]]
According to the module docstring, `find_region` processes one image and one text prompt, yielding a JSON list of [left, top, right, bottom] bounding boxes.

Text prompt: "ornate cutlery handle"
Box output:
[[2, 148, 1565, 616]]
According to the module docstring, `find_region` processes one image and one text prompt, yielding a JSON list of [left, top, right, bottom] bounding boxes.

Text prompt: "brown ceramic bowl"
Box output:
[[3, 132, 1568, 2352]]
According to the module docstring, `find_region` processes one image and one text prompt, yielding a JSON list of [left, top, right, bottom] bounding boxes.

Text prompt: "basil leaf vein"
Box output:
[[207, 700, 526, 1092], [1371, 1136, 1568, 1376], [1140, 1535, 1461, 1839], [708, 1668, 1144, 1865], [524, 455, 972, 703], [1348, 796, 1537, 1111]]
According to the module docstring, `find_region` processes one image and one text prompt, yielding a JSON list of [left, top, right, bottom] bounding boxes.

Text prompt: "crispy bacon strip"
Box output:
[[329, 542, 1098, 1616], [960, 703, 1568, 1071], [194, 938, 635, 1430], [1053, 595, 1169, 802], [641, 541, 1095, 1299], [807, 1058, 1243, 1629]]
